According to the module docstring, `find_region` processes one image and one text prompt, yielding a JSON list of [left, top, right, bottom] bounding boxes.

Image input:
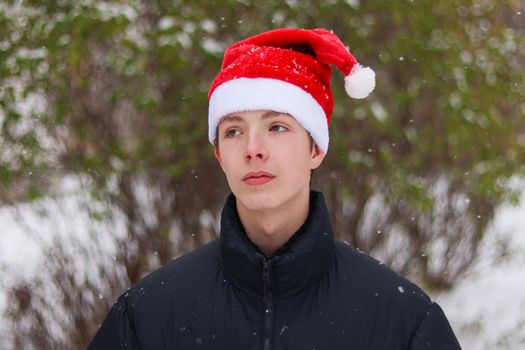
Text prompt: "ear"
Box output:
[[310, 143, 325, 170]]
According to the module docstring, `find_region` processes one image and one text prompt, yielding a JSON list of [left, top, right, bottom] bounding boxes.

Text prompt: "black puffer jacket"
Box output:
[[89, 191, 461, 349]]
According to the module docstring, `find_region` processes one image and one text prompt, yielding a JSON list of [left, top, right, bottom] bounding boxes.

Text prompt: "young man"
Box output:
[[89, 28, 461, 349]]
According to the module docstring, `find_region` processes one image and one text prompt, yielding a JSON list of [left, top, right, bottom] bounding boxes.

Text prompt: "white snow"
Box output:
[[0, 177, 125, 323], [435, 190, 525, 349]]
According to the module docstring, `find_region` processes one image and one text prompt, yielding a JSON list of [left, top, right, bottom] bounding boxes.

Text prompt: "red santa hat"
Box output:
[[208, 28, 375, 152]]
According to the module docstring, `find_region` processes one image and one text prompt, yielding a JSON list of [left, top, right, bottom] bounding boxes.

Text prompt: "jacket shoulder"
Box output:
[[333, 240, 431, 314], [89, 240, 222, 349], [129, 239, 221, 300], [332, 241, 461, 348], [335, 240, 428, 292]]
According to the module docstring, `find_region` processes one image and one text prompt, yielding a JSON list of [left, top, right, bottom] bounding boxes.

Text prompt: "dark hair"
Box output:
[[214, 126, 219, 148]]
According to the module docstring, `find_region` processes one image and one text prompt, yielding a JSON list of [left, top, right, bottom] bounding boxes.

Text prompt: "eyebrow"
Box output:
[[219, 111, 290, 124]]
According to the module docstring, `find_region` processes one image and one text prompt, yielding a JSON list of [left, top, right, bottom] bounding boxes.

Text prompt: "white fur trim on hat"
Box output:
[[208, 77, 329, 152]]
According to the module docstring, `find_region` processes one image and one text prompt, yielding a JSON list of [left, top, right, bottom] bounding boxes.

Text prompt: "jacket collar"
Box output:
[[219, 191, 335, 298]]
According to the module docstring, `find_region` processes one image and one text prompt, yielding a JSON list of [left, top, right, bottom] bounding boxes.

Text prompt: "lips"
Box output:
[[242, 171, 275, 186]]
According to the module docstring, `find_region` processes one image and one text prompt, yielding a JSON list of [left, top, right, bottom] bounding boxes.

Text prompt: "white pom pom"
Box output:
[[344, 64, 376, 99]]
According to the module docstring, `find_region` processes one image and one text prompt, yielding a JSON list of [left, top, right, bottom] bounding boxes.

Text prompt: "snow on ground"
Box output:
[[1, 183, 524, 349], [0, 178, 122, 276], [0, 178, 125, 346], [435, 193, 525, 349]]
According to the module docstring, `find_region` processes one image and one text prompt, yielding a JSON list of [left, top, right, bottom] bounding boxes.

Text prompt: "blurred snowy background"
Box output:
[[1, 0, 524, 348]]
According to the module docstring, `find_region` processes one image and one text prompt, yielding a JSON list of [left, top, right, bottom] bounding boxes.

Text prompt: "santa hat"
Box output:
[[208, 28, 375, 152]]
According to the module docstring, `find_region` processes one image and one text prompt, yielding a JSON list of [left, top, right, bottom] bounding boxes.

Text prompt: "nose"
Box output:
[[244, 131, 268, 162]]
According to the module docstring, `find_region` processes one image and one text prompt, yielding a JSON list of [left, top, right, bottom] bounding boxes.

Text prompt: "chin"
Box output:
[[235, 189, 282, 212]]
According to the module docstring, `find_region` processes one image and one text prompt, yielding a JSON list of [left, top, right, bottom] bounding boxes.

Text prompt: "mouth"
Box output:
[[242, 171, 275, 186]]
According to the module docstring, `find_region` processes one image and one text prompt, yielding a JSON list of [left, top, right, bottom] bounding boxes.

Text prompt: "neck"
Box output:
[[236, 189, 310, 257]]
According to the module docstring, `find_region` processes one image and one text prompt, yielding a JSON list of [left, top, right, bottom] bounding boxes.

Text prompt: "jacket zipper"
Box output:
[[262, 258, 273, 350]]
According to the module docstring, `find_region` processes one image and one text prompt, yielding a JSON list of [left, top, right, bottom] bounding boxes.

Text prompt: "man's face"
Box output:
[[214, 110, 325, 213]]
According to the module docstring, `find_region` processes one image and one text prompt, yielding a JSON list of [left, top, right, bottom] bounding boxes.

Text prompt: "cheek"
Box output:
[[284, 150, 313, 175], [218, 150, 241, 175], [220, 157, 235, 175]]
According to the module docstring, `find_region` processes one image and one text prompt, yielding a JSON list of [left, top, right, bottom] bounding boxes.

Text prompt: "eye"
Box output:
[[270, 124, 288, 133], [225, 128, 241, 138]]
